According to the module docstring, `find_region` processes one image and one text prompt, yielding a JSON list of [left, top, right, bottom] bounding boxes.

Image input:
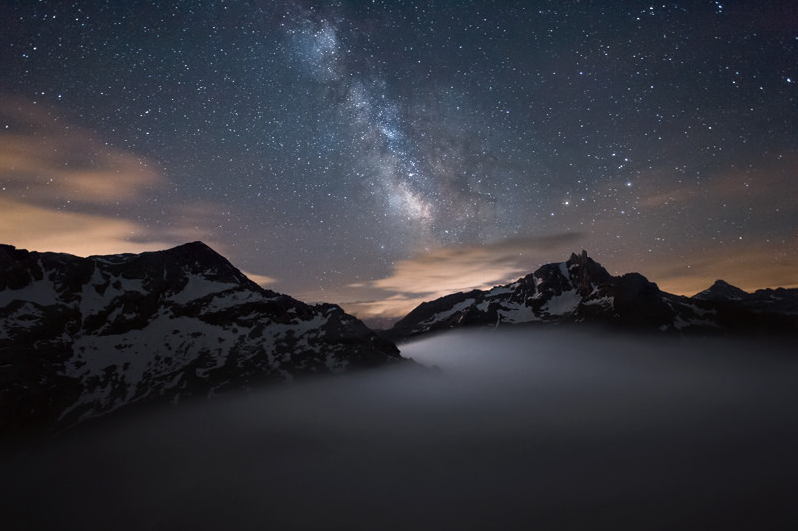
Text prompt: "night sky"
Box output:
[[2, 1, 796, 325]]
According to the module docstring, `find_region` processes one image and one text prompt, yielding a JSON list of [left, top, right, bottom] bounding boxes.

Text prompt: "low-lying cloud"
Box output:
[[3, 329, 796, 529]]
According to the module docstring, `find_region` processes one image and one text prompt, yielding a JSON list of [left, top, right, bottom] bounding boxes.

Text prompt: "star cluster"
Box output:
[[1, 1, 796, 323]]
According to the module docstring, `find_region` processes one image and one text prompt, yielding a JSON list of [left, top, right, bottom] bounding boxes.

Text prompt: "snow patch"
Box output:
[[558, 261, 569, 279], [582, 296, 613, 307], [541, 289, 581, 316], [488, 284, 516, 297], [168, 274, 238, 303], [420, 298, 475, 326], [498, 304, 539, 324], [0, 272, 59, 307]]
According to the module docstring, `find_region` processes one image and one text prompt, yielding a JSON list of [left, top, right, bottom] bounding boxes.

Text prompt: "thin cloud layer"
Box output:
[[244, 272, 278, 288], [0, 97, 226, 258], [4, 329, 796, 529], [0, 98, 162, 207], [0, 97, 166, 255], [645, 244, 798, 297], [604, 157, 798, 295], [0, 199, 170, 256], [0, 97, 281, 283], [344, 233, 585, 322]]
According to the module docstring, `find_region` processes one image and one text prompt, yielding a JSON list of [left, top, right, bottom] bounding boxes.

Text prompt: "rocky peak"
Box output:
[[568, 249, 589, 265], [565, 250, 612, 296]]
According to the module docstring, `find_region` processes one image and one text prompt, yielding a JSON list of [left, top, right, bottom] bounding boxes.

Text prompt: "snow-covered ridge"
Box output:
[[385, 250, 798, 340], [0, 241, 404, 437]]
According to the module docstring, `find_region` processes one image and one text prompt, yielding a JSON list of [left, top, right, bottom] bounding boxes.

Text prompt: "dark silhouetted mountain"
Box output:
[[692, 279, 749, 302], [0, 242, 403, 439], [693, 279, 798, 315], [385, 250, 798, 341]]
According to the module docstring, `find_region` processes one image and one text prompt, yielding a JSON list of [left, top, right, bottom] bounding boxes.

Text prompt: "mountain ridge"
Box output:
[[693, 278, 798, 315], [0, 241, 404, 440], [384, 250, 798, 341]]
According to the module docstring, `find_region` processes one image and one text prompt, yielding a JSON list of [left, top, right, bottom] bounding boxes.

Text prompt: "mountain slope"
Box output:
[[385, 250, 798, 340], [0, 242, 403, 438]]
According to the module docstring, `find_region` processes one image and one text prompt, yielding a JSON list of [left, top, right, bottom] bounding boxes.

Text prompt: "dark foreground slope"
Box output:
[[386, 250, 798, 341], [0, 242, 402, 439]]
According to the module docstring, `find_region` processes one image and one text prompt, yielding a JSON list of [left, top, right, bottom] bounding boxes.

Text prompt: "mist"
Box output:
[[3, 329, 797, 530]]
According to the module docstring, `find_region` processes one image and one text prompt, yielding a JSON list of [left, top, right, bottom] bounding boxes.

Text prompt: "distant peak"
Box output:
[[163, 241, 223, 260], [693, 279, 749, 301], [172, 241, 213, 251], [709, 279, 746, 293]]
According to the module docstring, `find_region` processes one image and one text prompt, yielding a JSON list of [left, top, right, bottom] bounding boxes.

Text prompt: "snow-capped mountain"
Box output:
[[385, 250, 798, 340], [0, 242, 403, 438]]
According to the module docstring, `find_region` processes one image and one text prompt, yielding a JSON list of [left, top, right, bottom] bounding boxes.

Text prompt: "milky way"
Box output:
[[283, 4, 508, 250], [1, 1, 796, 323]]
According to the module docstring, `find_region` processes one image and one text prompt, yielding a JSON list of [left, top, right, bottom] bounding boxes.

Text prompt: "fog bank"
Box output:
[[3, 329, 797, 529]]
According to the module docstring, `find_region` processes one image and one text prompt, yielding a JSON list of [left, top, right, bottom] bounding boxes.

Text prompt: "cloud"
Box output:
[[0, 97, 162, 207], [343, 232, 585, 321], [0, 198, 172, 256], [582, 155, 798, 297], [0, 134, 162, 208], [0, 96, 294, 292], [243, 271, 278, 287], [4, 329, 797, 529], [342, 217, 797, 324], [643, 242, 798, 296], [0, 97, 170, 254], [0, 96, 240, 259]]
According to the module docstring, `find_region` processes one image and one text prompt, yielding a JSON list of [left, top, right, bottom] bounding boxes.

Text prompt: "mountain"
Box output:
[[385, 250, 798, 341], [0, 242, 403, 439], [692, 279, 750, 302], [693, 279, 798, 315]]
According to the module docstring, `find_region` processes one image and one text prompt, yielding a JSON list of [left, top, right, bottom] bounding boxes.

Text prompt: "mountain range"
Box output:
[[384, 250, 798, 341], [2, 243, 796, 441], [0, 241, 403, 440]]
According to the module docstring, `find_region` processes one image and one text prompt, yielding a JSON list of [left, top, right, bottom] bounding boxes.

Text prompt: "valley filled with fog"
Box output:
[[3, 329, 797, 530]]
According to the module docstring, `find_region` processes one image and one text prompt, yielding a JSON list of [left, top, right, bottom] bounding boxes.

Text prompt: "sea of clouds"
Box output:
[[3, 328, 797, 529]]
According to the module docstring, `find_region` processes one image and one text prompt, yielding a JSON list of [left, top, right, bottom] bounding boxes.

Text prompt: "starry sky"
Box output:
[[1, 1, 796, 325]]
